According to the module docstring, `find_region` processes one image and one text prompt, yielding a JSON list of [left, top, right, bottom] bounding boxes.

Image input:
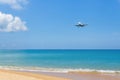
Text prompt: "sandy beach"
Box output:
[[0, 69, 68, 80], [32, 71, 120, 80], [0, 69, 120, 80]]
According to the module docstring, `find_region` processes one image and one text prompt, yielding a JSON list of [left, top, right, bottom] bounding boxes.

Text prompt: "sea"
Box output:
[[0, 49, 120, 73]]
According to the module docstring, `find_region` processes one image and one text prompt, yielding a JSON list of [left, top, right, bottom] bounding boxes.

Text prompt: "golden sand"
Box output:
[[0, 69, 69, 80], [0, 69, 120, 80]]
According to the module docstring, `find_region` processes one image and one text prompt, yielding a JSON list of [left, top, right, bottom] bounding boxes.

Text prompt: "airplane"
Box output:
[[75, 22, 87, 27]]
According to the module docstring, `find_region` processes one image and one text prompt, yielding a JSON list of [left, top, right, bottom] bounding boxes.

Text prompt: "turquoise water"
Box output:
[[0, 50, 120, 71]]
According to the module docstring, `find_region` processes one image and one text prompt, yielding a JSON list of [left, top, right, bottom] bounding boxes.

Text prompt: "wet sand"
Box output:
[[0, 69, 120, 80], [27, 71, 120, 80]]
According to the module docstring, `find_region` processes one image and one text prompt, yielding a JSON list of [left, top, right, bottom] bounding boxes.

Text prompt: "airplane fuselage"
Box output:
[[76, 24, 86, 27]]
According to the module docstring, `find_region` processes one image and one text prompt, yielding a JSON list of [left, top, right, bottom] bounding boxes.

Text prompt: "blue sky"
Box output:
[[0, 0, 120, 49]]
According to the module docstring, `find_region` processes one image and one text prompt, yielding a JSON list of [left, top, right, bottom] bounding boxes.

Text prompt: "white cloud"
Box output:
[[0, 12, 27, 32], [0, 0, 28, 10]]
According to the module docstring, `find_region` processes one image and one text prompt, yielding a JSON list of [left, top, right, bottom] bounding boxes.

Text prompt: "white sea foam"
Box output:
[[0, 66, 120, 74]]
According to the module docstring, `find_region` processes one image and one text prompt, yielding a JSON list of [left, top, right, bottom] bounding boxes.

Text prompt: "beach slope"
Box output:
[[0, 69, 68, 80]]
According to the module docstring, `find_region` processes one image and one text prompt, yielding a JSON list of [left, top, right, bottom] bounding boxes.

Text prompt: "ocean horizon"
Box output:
[[0, 49, 120, 73]]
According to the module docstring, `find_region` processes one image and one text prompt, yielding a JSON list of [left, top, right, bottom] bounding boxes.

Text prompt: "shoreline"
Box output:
[[0, 69, 120, 80], [0, 66, 120, 74], [0, 69, 68, 80]]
